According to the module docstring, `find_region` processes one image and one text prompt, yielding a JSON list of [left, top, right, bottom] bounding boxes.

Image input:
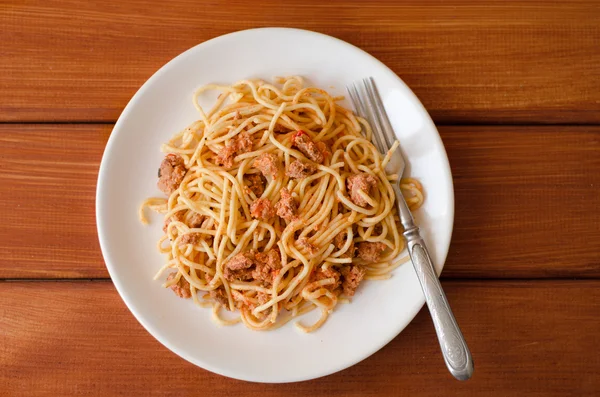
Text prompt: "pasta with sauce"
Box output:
[[139, 76, 424, 332]]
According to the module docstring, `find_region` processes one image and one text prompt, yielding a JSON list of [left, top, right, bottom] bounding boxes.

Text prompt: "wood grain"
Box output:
[[1, 0, 599, 124], [1, 280, 598, 396], [444, 126, 600, 278], [0, 125, 110, 279], [1, 2, 598, 395], [0, 124, 598, 279]]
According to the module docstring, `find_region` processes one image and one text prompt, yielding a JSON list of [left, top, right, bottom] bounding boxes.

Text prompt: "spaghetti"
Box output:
[[140, 76, 424, 332]]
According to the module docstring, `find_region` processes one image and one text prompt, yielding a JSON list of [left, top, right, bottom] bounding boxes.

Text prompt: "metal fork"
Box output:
[[347, 77, 473, 381]]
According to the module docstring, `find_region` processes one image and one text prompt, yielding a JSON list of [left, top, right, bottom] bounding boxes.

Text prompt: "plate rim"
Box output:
[[96, 27, 455, 383]]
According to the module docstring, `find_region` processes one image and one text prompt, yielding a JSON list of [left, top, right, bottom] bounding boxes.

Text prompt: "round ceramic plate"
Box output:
[[96, 28, 454, 383]]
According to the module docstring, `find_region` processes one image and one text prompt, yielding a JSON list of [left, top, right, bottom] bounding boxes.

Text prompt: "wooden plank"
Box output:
[[0, 124, 598, 279], [443, 126, 600, 278], [0, 125, 110, 278], [0, 280, 598, 395], [1, 0, 599, 124]]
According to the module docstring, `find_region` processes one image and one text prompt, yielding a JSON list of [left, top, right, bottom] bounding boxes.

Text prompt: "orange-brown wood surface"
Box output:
[[1, 0, 600, 124], [1, 1, 599, 395], [1, 281, 599, 396], [0, 125, 598, 279]]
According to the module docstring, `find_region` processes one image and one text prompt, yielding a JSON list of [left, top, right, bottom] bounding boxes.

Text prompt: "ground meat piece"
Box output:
[[245, 173, 266, 197], [251, 262, 274, 285], [291, 131, 326, 164], [311, 266, 341, 290], [163, 210, 185, 233], [157, 154, 187, 195], [250, 248, 282, 285], [215, 131, 253, 168], [275, 188, 298, 221], [333, 231, 355, 258], [274, 124, 288, 133], [179, 232, 202, 246], [215, 144, 236, 168], [223, 252, 255, 282], [255, 248, 282, 270], [297, 237, 318, 255], [188, 213, 205, 228], [235, 130, 253, 153], [286, 159, 317, 179], [346, 173, 378, 207], [253, 153, 281, 178], [316, 141, 329, 158], [357, 242, 387, 263], [256, 292, 270, 305], [340, 265, 366, 297], [210, 288, 229, 307], [250, 198, 275, 220], [167, 273, 192, 299], [226, 252, 254, 271], [333, 232, 346, 249]]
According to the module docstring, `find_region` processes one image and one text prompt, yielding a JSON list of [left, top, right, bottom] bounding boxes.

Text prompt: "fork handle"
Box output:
[[393, 185, 474, 381]]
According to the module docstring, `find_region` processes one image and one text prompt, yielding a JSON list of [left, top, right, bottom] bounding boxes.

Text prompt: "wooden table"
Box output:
[[1, 1, 599, 395]]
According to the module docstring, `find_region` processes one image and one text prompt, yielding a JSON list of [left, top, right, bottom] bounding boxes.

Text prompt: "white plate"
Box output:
[[96, 28, 454, 383]]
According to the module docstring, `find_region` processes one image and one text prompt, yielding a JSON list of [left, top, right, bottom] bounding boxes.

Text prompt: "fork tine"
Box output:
[[346, 83, 365, 119], [366, 79, 396, 149], [347, 83, 387, 154], [356, 79, 389, 153], [364, 77, 396, 151]]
